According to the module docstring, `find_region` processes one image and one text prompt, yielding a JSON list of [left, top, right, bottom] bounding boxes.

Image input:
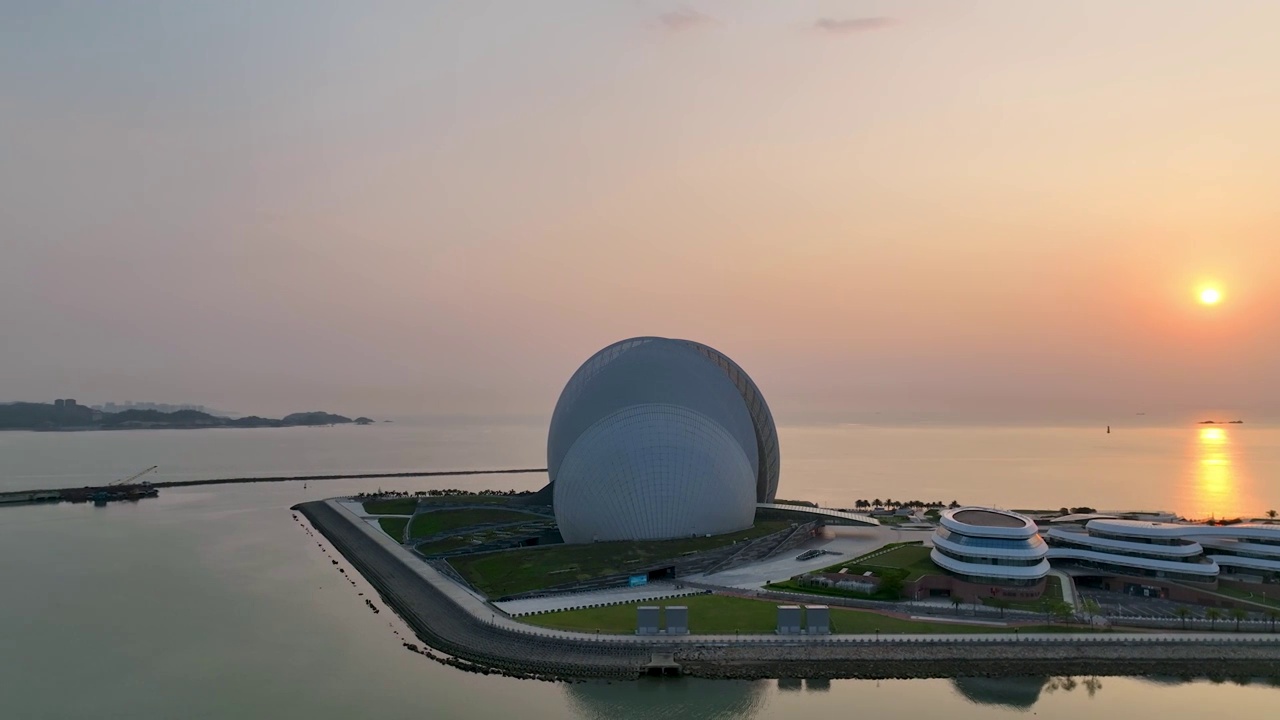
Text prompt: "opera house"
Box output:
[[547, 337, 779, 544]]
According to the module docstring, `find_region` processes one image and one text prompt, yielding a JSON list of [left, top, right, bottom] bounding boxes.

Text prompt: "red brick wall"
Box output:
[[904, 575, 1047, 603]]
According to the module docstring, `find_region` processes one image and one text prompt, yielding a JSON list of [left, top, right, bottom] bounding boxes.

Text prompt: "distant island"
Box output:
[[1197, 420, 1245, 424], [0, 400, 375, 431]]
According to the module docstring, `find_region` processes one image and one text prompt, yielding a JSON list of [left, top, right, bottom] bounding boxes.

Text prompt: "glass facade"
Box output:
[[936, 528, 1044, 550], [934, 546, 1045, 567]]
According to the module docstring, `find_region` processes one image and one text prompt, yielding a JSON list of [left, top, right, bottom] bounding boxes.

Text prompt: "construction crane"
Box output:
[[110, 465, 158, 486]]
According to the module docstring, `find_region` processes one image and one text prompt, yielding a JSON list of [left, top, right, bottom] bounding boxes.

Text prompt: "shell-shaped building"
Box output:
[[548, 337, 779, 543]]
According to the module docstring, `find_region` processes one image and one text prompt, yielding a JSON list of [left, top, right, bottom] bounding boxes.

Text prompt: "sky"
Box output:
[[3, 1, 1279, 423]]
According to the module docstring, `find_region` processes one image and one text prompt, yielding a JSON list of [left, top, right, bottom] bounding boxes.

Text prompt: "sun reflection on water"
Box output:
[[1187, 426, 1252, 520]]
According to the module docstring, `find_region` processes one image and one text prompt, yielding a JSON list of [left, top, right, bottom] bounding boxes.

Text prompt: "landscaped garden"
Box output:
[[362, 498, 419, 515], [766, 542, 939, 601], [407, 508, 543, 539], [377, 516, 410, 540], [449, 520, 791, 598]]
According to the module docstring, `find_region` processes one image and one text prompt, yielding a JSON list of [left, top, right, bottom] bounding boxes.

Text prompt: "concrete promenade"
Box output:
[[301, 498, 1280, 680]]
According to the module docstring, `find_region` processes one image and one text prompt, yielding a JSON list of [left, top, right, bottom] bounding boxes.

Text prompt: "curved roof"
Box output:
[[1085, 520, 1280, 542], [754, 503, 879, 526], [547, 337, 780, 503], [940, 507, 1038, 539]]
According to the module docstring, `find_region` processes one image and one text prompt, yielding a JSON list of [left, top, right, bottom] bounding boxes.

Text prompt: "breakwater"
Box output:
[[1, 468, 547, 506], [151, 467, 546, 488]]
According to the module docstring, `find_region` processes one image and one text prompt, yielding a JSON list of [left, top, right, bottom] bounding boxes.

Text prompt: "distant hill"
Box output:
[[280, 411, 352, 426], [0, 402, 369, 431]]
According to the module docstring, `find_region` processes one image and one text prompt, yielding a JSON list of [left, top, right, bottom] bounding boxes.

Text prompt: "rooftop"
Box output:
[[952, 509, 1026, 528]]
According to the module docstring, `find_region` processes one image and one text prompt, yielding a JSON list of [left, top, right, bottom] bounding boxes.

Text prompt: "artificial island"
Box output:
[[296, 336, 1280, 681]]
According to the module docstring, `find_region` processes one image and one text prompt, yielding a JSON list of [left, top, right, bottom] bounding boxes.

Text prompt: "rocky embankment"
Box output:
[[677, 642, 1280, 680]]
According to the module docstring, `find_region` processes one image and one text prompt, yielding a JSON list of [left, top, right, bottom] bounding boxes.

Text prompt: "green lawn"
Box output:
[[377, 516, 409, 541], [819, 543, 938, 581], [1204, 584, 1280, 611], [408, 508, 543, 539], [363, 498, 419, 515], [416, 536, 471, 555], [519, 594, 1089, 635], [765, 579, 877, 601], [450, 520, 791, 598], [420, 494, 526, 505]]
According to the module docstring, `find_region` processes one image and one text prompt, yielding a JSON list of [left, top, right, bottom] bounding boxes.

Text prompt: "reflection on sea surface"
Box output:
[[951, 676, 1103, 709], [1186, 426, 1257, 519], [563, 678, 769, 720]]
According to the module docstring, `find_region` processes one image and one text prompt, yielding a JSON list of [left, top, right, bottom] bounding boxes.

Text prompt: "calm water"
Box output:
[[2, 422, 1278, 719]]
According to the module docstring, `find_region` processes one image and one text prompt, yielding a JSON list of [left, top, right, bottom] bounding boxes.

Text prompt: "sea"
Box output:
[[2, 420, 1278, 719]]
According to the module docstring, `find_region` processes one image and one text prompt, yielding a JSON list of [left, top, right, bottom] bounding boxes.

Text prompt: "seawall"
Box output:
[[294, 500, 648, 679]]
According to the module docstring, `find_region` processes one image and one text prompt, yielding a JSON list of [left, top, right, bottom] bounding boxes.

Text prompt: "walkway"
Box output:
[[494, 585, 704, 616]]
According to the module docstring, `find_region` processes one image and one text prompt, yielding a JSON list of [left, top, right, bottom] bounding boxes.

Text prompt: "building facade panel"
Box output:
[[548, 337, 779, 543]]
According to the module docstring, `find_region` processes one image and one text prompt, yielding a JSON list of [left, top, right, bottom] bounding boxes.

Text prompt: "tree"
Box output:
[[1051, 601, 1074, 624], [1082, 598, 1101, 624], [1175, 606, 1191, 630], [872, 498, 883, 508], [951, 596, 964, 615], [1267, 509, 1278, 520], [1206, 608, 1223, 631], [990, 598, 1010, 618], [1267, 609, 1279, 633], [1230, 608, 1248, 632], [949, 500, 960, 509]]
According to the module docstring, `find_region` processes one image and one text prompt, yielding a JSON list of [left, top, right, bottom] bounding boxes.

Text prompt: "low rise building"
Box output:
[[925, 507, 1051, 602]]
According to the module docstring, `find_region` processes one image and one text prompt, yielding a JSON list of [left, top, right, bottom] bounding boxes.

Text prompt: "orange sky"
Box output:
[[2, 1, 1278, 421]]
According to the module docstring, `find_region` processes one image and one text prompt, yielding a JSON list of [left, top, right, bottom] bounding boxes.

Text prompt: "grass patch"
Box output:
[[766, 579, 878, 601], [363, 498, 419, 515], [450, 520, 791, 598], [377, 516, 409, 541], [821, 543, 938, 582], [408, 509, 542, 539], [420, 494, 524, 505], [1205, 585, 1280, 610], [416, 536, 471, 555], [519, 594, 1092, 635]]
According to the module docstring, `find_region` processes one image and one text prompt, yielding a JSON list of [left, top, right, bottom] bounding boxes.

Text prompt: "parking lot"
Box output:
[[1078, 588, 1271, 621]]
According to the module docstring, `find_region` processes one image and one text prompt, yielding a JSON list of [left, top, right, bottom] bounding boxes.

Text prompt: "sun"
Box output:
[[1199, 287, 1222, 305]]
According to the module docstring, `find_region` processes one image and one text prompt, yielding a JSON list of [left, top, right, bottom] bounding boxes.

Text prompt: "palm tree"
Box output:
[[1267, 509, 1278, 520], [1206, 607, 1223, 631], [951, 596, 964, 615], [1230, 608, 1249, 632], [1174, 606, 1191, 630], [991, 598, 1010, 618], [872, 498, 883, 508]]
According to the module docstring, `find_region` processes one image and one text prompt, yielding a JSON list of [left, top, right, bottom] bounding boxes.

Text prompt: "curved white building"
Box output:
[[1046, 520, 1280, 584], [930, 508, 1050, 589], [548, 337, 779, 543]]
